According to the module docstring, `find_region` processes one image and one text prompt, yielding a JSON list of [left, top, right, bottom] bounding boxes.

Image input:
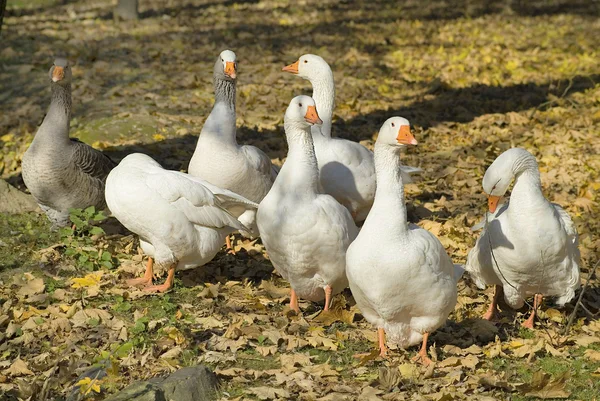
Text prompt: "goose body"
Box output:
[[188, 50, 275, 236], [283, 55, 420, 222], [346, 117, 461, 363], [465, 148, 580, 325], [105, 153, 258, 292], [257, 96, 358, 309], [21, 58, 115, 227]]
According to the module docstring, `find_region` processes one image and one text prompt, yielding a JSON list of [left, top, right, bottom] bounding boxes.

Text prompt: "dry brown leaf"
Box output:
[[313, 307, 355, 326], [574, 335, 600, 347], [584, 349, 600, 361], [280, 353, 312, 368], [303, 363, 339, 377], [2, 358, 34, 377], [248, 386, 290, 400], [17, 277, 45, 298], [519, 371, 570, 399]]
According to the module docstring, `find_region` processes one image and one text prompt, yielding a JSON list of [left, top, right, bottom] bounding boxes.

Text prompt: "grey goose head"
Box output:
[[48, 57, 72, 86], [213, 50, 237, 81]]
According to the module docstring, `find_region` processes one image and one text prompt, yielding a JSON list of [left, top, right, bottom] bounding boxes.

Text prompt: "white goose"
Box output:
[[465, 148, 580, 328], [105, 153, 258, 293], [282, 54, 421, 223], [189, 50, 276, 246], [257, 95, 358, 312], [346, 117, 462, 365]]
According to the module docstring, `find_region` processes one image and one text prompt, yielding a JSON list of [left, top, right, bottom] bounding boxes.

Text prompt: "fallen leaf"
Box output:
[[2, 358, 34, 377], [584, 349, 600, 361], [248, 386, 290, 400], [519, 371, 570, 399], [71, 272, 103, 289], [398, 363, 420, 380], [17, 278, 45, 297], [313, 307, 355, 326]]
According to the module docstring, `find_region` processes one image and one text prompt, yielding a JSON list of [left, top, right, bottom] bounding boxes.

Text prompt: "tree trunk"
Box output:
[[114, 0, 138, 21], [0, 0, 7, 35]]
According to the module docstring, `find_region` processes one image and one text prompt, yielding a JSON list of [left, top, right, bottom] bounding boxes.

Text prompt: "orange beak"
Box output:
[[282, 60, 299, 74], [396, 125, 418, 145], [52, 66, 64, 82], [488, 195, 501, 213], [304, 105, 322, 125], [224, 61, 236, 79]]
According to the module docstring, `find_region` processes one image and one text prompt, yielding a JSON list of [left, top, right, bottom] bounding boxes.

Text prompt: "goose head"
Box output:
[[282, 54, 331, 82], [376, 117, 418, 149], [49, 57, 72, 85], [482, 147, 536, 212], [284, 95, 323, 128], [214, 50, 237, 81]]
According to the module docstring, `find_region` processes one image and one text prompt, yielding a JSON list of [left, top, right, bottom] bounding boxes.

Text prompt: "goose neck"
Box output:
[[37, 83, 72, 144], [509, 162, 547, 212], [369, 143, 409, 231], [213, 77, 236, 111], [278, 122, 320, 193], [310, 73, 335, 137]]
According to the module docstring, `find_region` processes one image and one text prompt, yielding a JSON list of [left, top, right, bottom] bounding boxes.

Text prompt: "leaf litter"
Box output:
[[1, 0, 600, 400]]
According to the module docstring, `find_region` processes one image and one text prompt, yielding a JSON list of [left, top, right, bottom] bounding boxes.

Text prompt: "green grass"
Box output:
[[0, 212, 55, 272], [491, 353, 600, 401], [7, 0, 60, 10]]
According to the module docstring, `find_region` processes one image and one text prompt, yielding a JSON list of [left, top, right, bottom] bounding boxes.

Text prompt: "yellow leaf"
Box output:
[[77, 377, 102, 395], [1, 133, 14, 142], [398, 363, 420, 380], [164, 326, 186, 345], [71, 272, 103, 289], [153, 133, 166, 141]]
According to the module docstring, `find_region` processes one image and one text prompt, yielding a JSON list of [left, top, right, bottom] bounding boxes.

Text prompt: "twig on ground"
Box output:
[[529, 78, 574, 119], [563, 259, 599, 336]]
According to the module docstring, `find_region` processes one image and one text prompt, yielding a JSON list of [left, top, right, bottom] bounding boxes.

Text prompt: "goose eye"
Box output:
[[298, 103, 302, 107], [304, 60, 308, 63], [391, 123, 395, 127], [221, 58, 224, 62]]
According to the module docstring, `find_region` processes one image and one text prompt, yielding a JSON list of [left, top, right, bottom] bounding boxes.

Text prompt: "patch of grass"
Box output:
[[237, 349, 280, 370], [518, 327, 536, 339], [7, 0, 60, 10], [0, 212, 55, 272], [491, 353, 600, 401]]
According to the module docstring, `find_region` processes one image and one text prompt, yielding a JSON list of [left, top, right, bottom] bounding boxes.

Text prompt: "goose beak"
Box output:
[[488, 195, 501, 213], [396, 125, 418, 145], [52, 66, 64, 82], [282, 60, 299, 74], [224, 61, 236, 79], [304, 105, 322, 125]]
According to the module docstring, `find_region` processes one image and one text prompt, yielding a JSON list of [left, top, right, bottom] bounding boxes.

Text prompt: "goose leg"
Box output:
[[411, 332, 432, 366], [225, 236, 236, 255], [143, 263, 176, 293], [324, 285, 333, 311], [378, 327, 388, 357], [522, 293, 543, 329], [289, 288, 300, 313], [483, 285, 503, 321], [126, 258, 154, 287]]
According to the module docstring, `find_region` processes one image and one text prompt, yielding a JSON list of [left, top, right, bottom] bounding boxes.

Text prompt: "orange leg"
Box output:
[[324, 285, 332, 311], [143, 263, 176, 293], [411, 332, 432, 366], [378, 327, 388, 357], [522, 293, 543, 329], [289, 288, 300, 313], [483, 285, 503, 321], [126, 258, 154, 287], [225, 236, 236, 255]]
